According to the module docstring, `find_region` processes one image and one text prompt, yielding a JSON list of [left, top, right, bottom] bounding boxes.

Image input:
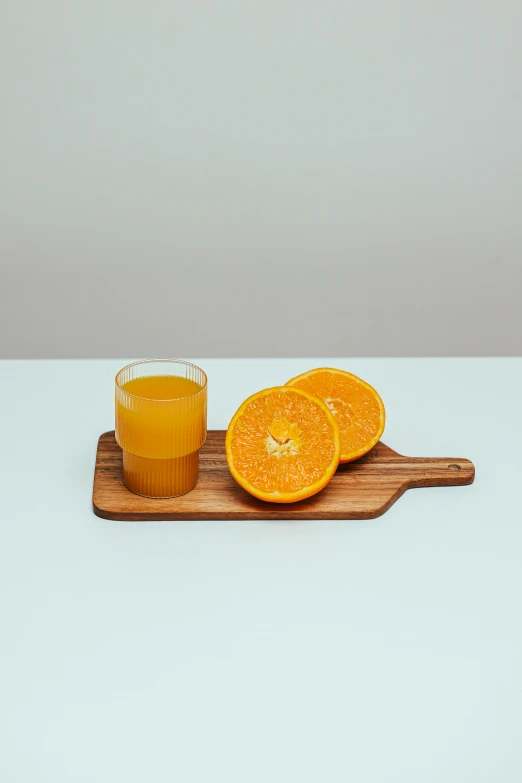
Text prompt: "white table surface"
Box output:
[[1, 358, 521, 782]]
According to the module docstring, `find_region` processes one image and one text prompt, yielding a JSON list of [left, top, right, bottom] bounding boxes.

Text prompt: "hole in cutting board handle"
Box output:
[[448, 463, 461, 471]]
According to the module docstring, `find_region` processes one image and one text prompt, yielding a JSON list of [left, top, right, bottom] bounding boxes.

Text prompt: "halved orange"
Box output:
[[286, 368, 385, 463], [225, 386, 340, 503]]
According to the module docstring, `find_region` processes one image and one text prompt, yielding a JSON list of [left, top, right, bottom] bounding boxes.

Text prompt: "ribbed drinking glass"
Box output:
[[115, 359, 207, 498]]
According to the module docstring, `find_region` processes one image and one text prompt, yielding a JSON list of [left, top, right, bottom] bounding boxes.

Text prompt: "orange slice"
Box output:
[[286, 368, 385, 463], [226, 386, 340, 503]]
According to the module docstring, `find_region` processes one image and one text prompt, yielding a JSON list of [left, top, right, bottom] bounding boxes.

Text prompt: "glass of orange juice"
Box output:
[[115, 359, 207, 498]]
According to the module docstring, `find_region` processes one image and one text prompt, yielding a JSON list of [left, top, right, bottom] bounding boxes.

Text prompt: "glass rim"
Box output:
[[115, 358, 208, 402]]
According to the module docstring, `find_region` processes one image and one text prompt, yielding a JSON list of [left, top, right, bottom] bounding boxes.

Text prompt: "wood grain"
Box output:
[[92, 431, 475, 521]]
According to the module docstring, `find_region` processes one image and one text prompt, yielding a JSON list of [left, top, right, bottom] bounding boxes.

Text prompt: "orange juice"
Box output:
[[115, 362, 207, 498]]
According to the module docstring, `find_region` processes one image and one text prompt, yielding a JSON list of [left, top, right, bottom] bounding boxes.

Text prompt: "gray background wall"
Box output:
[[1, 0, 521, 358]]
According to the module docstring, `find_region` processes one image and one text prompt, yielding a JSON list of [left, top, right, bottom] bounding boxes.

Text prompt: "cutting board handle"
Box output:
[[400, 456, 475, 489]]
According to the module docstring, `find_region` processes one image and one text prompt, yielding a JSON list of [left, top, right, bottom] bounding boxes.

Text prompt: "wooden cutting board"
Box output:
[[92, 430, 475, 521]]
